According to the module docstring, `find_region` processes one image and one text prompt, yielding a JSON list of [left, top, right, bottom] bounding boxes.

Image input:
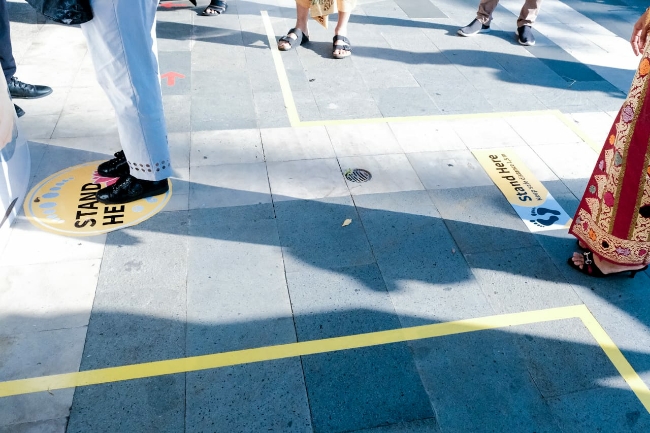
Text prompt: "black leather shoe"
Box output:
[[96, 175, 169, 204], [97, 150, 129, 177], [14, 104, 25, 118], [8, 76, 53, 99]]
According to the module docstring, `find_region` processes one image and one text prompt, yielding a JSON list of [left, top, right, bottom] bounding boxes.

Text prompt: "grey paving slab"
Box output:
[[410, 330, 561, 432], [428, 186, 538, 254], [357, 63, 421, 90], [353, 191, 495, 324], [525, 45, 605, 83], [189, 162, 271, 209], [312, 89, 384, 121], [191, 95, 257, 131], [190, 128, 263, 166], [394, 0, 447, 19], [299, 344, 435, 432], [186, 209, 294, 354], [51, 110, 118, 140], [530, 142, 598, 193], [261, 125, 336, 162], [465, 246, 583, 313], [67, 375, 185, 433], [389, 119, 467, 153], [46, 134, 121, 155], [505, 114, 582, 146], [292, 90, 323, 122], [286, 263, 396, 336], [0, 418, 67, 433], [193, 43, 248, 73], [327, 123, 402, 157], [372, 87, 440, 117], [186, 360, 313, 433], [339, 154, 425, 195], [35, 143, 111, 181], [0, 217, 106, 267], [163, 94, 192, 133], [431, 89, 495, 114], [353, 418, 441, 433], [98, 210, 189, 294], [0, 327, 86, 426], [254, 91, 293, 128], [451, 117, 528, 149], [267, 158, 349, 201], [547, 386, 650, 432], [514, 319, 622, 398], [274, 196, 376, 272], [191, 68, 251, 98], [0, 260, 99, 336], [156, 18, 193, 52], [62, 86, 112, 115], [407, 150, 494, 190], [287, 264, 433, 431], [16, 115, 58, 141]]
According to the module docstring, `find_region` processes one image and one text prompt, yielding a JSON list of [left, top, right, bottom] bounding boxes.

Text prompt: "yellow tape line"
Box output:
[[551, 110, 602, 153], [579, 310, 650, 413], [1, 304, 649, 415], [261, 11, 301, 127]]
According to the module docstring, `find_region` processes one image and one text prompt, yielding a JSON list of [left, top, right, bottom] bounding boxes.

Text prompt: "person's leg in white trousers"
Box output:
[[81, 0, 172, 184]]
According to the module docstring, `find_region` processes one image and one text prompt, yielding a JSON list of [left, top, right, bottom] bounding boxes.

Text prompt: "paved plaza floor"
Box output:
[[2, 0, 650, 431]]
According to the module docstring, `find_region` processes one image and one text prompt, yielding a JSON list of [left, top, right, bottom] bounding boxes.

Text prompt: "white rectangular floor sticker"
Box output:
[[473, 149, 572, 232]]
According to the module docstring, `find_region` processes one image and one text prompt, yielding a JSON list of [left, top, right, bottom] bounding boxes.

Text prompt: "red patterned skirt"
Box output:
[[569, 52, 650, 266]]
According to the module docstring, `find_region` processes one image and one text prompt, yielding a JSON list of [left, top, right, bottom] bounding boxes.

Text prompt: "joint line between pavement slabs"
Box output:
[[1, 304, 648, 414]]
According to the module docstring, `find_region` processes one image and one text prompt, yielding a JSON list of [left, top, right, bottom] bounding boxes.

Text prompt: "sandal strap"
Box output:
[[279, 28, 307, 47], [333, 35, 351, 52], [333, 35, 350, 44]]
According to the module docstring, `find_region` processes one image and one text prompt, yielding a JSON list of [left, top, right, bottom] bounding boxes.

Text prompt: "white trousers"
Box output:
[[81, 0, 171, 181]]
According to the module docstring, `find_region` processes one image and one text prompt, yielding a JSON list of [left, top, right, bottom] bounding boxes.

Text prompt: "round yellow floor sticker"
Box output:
[[24, 161, 172, 236]]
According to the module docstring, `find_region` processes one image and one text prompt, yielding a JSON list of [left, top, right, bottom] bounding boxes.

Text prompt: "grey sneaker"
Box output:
[[516, 25, 535, 46], [457, 19, 490, 37]]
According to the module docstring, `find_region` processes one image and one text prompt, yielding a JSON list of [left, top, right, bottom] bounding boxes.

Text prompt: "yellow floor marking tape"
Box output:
[[551, 110, 602, 153], [1, 304, 648, 414], [261, 11, 300, 127]]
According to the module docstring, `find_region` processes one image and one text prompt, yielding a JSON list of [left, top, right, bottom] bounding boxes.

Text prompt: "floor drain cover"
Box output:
[[344, 168, 372, 183]]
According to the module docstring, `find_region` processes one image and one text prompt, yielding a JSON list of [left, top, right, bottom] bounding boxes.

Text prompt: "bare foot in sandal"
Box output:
[[569, 250, 647, 276], [278, 27, 309, 51], [333, 34, 351, 59], [202, 0, 227, 16]]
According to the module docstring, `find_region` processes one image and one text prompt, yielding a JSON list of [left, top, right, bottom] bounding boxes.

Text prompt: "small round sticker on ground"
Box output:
[[24, 161, 172, 237], [344, 168, 372, 183]]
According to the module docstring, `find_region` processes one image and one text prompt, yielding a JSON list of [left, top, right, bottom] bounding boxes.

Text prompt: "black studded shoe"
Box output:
[[97, 150, 130, 177], [96, 175, 169, 204]]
